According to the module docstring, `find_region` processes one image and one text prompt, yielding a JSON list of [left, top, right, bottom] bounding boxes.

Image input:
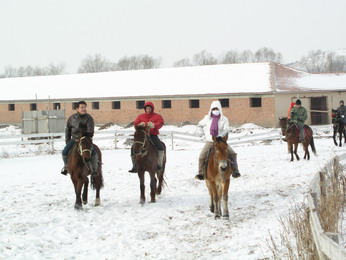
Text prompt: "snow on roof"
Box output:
[[0, 63, 272, 101], [0, 62, 345, 101]]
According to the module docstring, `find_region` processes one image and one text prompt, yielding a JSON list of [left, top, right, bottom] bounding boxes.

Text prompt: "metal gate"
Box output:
[[22, 110, 65, 134]]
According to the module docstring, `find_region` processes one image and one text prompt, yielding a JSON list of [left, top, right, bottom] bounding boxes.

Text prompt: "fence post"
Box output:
[[114, 131, 118, 150], [171, 131, 174, 150]]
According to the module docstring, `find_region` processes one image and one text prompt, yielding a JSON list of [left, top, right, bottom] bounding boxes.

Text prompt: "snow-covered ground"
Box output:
[[0, 124, 345, 259]]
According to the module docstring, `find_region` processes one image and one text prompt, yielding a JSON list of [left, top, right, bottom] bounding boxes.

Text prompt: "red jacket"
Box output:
[[134, 102, 164, 135]]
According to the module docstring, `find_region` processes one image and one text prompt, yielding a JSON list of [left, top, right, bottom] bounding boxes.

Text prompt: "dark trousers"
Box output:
[[62, 139, 96, 156], [149, 135, 164, 150]]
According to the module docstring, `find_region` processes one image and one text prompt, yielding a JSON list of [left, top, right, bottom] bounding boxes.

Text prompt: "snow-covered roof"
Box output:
[[0, 63, 273, 101], [0, 62, 345, 101]]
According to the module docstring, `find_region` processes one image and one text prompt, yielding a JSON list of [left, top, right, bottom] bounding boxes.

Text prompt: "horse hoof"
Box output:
[[223, 215, 229, 220], [95, 198, 101, 207], [150, 199, 156, 203], [83, 200, 88, 205], [74, 204, 83, 210], [214, 215, 221, 220], [140, 199, 145, 205], [210, 207, 214, 213]]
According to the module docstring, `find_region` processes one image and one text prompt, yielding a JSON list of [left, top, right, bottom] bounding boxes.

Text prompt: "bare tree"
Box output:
[[78, 54, 113, 73], [173, 58, 192, 67], [220, 50, 240, 64], [239, 50, 255, 63], [254, 47, 282, 63], [116, 55, 161, 71], [192, 50, 218, 66]]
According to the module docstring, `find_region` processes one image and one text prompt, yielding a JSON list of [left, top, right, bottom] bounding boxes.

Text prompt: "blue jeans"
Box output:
[[62, 139, 96, 156]]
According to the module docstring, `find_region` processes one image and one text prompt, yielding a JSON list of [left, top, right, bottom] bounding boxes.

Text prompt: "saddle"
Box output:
[[288, 124, 311, 139]]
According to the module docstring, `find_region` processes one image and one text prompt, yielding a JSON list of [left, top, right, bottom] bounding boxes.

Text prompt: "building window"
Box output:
[[136, 100, 145, 109], [219, 99, 229, 108], [250, 98, 262, 107], [30, 103, 37, 111], [53, 103, 61, 110], [112, 101, 121, 109], [8, 104, 15, 111], [72, 102, 79, 110], [92, 102, 99, 110], [189, 99, 200, 108], [162, 100, 171, 109]]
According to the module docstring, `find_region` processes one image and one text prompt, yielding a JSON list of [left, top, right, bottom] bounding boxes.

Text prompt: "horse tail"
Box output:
[[310, 135, 317, 156]]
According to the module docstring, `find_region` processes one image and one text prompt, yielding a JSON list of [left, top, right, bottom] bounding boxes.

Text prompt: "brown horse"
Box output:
[[68, 134, 103, 210], [279, 117, 317, 162], [133, 124, 166, 204], [205, 135, 232, 220]]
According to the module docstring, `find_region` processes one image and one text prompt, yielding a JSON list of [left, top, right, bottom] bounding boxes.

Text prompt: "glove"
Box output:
[[292, 120, 298, 124], [138, 122, 146, 127], [147, 121, 155, 129], [342, 115, 345, 118]]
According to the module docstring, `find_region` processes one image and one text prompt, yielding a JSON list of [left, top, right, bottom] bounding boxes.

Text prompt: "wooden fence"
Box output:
[[308, 153, 346, 259]]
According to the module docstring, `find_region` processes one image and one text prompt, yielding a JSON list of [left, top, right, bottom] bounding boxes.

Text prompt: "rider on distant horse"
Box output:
[[128, 101, 165, 173], [61, 101, 98, 176], [195, 101, 241, 180], [336, 100, 346, 124], [290, 99, 307, 142]]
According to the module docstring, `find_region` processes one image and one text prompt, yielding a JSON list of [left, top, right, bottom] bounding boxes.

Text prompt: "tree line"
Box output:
[[1, 48, 345, 78]]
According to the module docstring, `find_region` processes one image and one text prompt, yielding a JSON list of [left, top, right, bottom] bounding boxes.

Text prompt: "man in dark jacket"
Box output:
[[290, 99, 308, 142], [61, 101, 98, 176], [336, 100, 346, 124], [128, 101, 165, 173]]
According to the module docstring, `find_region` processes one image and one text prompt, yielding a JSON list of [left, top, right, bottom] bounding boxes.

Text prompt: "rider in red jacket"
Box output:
[[129, 101, 165, 173]]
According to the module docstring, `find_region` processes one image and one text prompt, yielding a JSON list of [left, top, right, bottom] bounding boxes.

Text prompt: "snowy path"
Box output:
[[0, 138, 344, 259]]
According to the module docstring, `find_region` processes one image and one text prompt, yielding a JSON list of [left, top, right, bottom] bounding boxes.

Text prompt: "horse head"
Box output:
[[77, 132, 93, 162], [212, 135, 229, 173], [133, 124, 150, 157], [278, 117, 288, 135]]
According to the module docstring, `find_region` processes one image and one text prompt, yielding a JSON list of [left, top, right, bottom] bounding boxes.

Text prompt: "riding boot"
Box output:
[[195, 158, 205, 180], [229, 154, 241, 178], [128, 154, 137, 173], [90, 153, 99, 176], [61, 155, 68, 175], [157, 150, 164, 171]]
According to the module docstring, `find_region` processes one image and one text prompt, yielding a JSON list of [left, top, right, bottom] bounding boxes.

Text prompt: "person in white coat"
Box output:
[[195, 100, 241, 180]]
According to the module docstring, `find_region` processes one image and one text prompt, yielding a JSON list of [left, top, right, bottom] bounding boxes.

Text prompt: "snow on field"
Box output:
[[0, 124, 345, 259]]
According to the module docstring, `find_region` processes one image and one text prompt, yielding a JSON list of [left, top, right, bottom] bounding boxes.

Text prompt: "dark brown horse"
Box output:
[[332, 109, 346, 147], [279, 117, 317, 162], [133, 124, 166, 204], [205, 135, 232, 220], [68, 134, 103, 210]]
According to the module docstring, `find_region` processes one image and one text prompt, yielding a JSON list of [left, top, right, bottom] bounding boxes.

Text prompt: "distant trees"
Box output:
[[173, 48, 283, 68], [77, 54, 161, 73], [296, 50, 346, 73], [0, 63, 66, 78]]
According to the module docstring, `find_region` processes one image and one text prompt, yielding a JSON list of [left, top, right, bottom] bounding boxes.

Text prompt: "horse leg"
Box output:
[[82, 177, 89, 205], [74, 180, 83, 210], [288, 143, 294, 162], [156, 170, 163, 195], [210, 182, 220, 219], [138, 170, 146, 205], [149, 172, 157, 203], [340, 130, 343, 147], [303, 142, 310, 160], [294, 143, 300, 161], [221, 180, 230, 220], [95, 176, 101, 207], [206, 180, 214, 213], [333, 127, 338, 146]]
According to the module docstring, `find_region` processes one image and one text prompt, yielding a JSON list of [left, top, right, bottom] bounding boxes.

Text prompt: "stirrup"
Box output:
[[195, 173, 204, 180]]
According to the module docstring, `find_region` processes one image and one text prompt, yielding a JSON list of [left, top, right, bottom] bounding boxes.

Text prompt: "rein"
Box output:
[[133, 130, 149, 157]]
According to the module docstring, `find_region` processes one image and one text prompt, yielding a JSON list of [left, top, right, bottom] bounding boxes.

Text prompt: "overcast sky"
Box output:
[[1, 0, 346, 74]]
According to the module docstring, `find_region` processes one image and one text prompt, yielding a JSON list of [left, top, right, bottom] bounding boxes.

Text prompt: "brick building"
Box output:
[[0, 62, 345, 127]]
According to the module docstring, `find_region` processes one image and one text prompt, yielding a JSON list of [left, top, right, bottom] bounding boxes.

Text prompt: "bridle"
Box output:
[[78, 136, 92, 157], [133, 130, 149, 157]]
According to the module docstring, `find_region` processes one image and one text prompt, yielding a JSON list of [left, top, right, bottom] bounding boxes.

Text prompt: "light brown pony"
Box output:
[[68, 134, 103, 210], [279, 117, 317, 162], [205, 135, 232, 220], [133, 124, 166, 204]]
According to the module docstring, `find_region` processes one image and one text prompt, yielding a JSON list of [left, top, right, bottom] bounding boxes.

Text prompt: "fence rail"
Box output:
[[0, 129, 282, 149], [307, 153, 346, 260]]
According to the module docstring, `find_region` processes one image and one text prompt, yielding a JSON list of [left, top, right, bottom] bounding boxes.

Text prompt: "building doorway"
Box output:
[[310, 97, 328, 125]]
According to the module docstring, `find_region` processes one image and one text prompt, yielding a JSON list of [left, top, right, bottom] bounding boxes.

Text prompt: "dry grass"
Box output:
[[264, 159, 346, 259]]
